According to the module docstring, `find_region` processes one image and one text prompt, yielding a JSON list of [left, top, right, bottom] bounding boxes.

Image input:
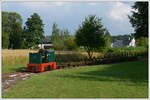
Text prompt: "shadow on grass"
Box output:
[[10, 66, 28, 72], [57, 61, 148, 83]]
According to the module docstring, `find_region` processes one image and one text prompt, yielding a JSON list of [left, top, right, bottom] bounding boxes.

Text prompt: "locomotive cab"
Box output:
[[27, 49, 56, 72]]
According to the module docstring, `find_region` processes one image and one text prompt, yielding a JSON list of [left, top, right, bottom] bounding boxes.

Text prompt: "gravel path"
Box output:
[[2, 72, 39, 92], [2, 65, 86, 93]]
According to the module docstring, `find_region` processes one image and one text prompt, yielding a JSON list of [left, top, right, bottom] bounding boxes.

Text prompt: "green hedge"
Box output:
[[55, 46, 148, 68]]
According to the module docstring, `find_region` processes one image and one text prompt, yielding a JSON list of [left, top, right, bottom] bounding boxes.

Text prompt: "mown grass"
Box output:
[[3, 61, 148, 98]]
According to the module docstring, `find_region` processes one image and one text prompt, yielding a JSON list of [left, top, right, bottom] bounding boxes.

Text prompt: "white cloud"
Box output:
[[22, 2, 48, 7], [109, 2, 132, 21], [22, 2, 68, 8], [88, 2, 97, 6], [21, 2, 71, 14], [54, 2, 64, 6]]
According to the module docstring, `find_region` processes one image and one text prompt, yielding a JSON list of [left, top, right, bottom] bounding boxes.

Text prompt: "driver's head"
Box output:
[[38, 44, 42, 49]]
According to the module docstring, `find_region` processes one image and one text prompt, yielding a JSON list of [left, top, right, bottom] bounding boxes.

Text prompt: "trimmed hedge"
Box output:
[[55, 46, 148, 68]]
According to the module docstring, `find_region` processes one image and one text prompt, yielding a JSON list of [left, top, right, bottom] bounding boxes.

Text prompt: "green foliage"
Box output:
[[112, 34, 130, 42], [64, 36, 78, 50], [97, 46, 148, 63], [104, 47, 148, 56], [51, 23, 78, 51], [55, 53, 86, 66], [23, 13, 44, 48], [2, 12, 24, 49], [104, 30, 111, 48], [51, 22, 60, 42], [75, 15, 106, 59], [10, 23, 24, 49], [63, 29, 70, 37], [51, 23, 64, 50], [2, 28, 9, 49], [136, 37, 148, 47], [128, 2, 148, 38], [106, 46, 147, 53]]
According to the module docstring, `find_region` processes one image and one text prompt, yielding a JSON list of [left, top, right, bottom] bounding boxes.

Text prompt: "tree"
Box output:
[[64, 36, 78, 51], [128, 2, 148, 38], [51, 23, 74, 50], [75, 15, 106, 59], [104, 30, 111, 48], [2, 12, 23, 49], [63, 29, 70, 38], [51, 22, 64, 50], [2, 27, 9, 49], [23, 13, 44, 48], [10, 22, 24, 49], [136, 37, 148, 46], [112, 34, 130, 42], [2, 12, 9, 49], [51, 22, 60, 42]]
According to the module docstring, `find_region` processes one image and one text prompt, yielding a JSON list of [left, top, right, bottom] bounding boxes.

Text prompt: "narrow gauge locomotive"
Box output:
[[27, 49, 56, 72]]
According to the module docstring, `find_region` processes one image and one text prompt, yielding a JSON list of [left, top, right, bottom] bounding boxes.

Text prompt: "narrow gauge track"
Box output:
[[2, 64, 86, 93]]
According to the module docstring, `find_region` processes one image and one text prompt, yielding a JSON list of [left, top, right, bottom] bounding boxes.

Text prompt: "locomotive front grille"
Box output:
[[29, 66, 39, 70]]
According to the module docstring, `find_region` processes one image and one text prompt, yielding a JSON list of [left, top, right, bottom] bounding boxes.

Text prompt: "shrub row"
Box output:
[[55, 47, 148, 68]]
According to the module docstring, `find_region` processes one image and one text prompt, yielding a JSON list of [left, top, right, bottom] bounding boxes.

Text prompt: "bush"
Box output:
[[55, 53, 87, 66], [136, 37, 148, 46], [96, 46, 148, 64], [64, 37, 78, 51]]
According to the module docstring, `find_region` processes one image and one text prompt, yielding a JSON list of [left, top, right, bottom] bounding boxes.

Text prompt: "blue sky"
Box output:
[[2, 1, 135, 36]]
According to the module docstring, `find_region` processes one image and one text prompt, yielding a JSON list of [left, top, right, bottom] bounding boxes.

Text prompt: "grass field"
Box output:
[[3, 61, 148, 98]]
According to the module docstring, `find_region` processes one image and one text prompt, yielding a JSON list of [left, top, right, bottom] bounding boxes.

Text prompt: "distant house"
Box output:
[[128, 37, 136, 47], [111, 37, 136, 47], [38, 37, 53, 49]]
